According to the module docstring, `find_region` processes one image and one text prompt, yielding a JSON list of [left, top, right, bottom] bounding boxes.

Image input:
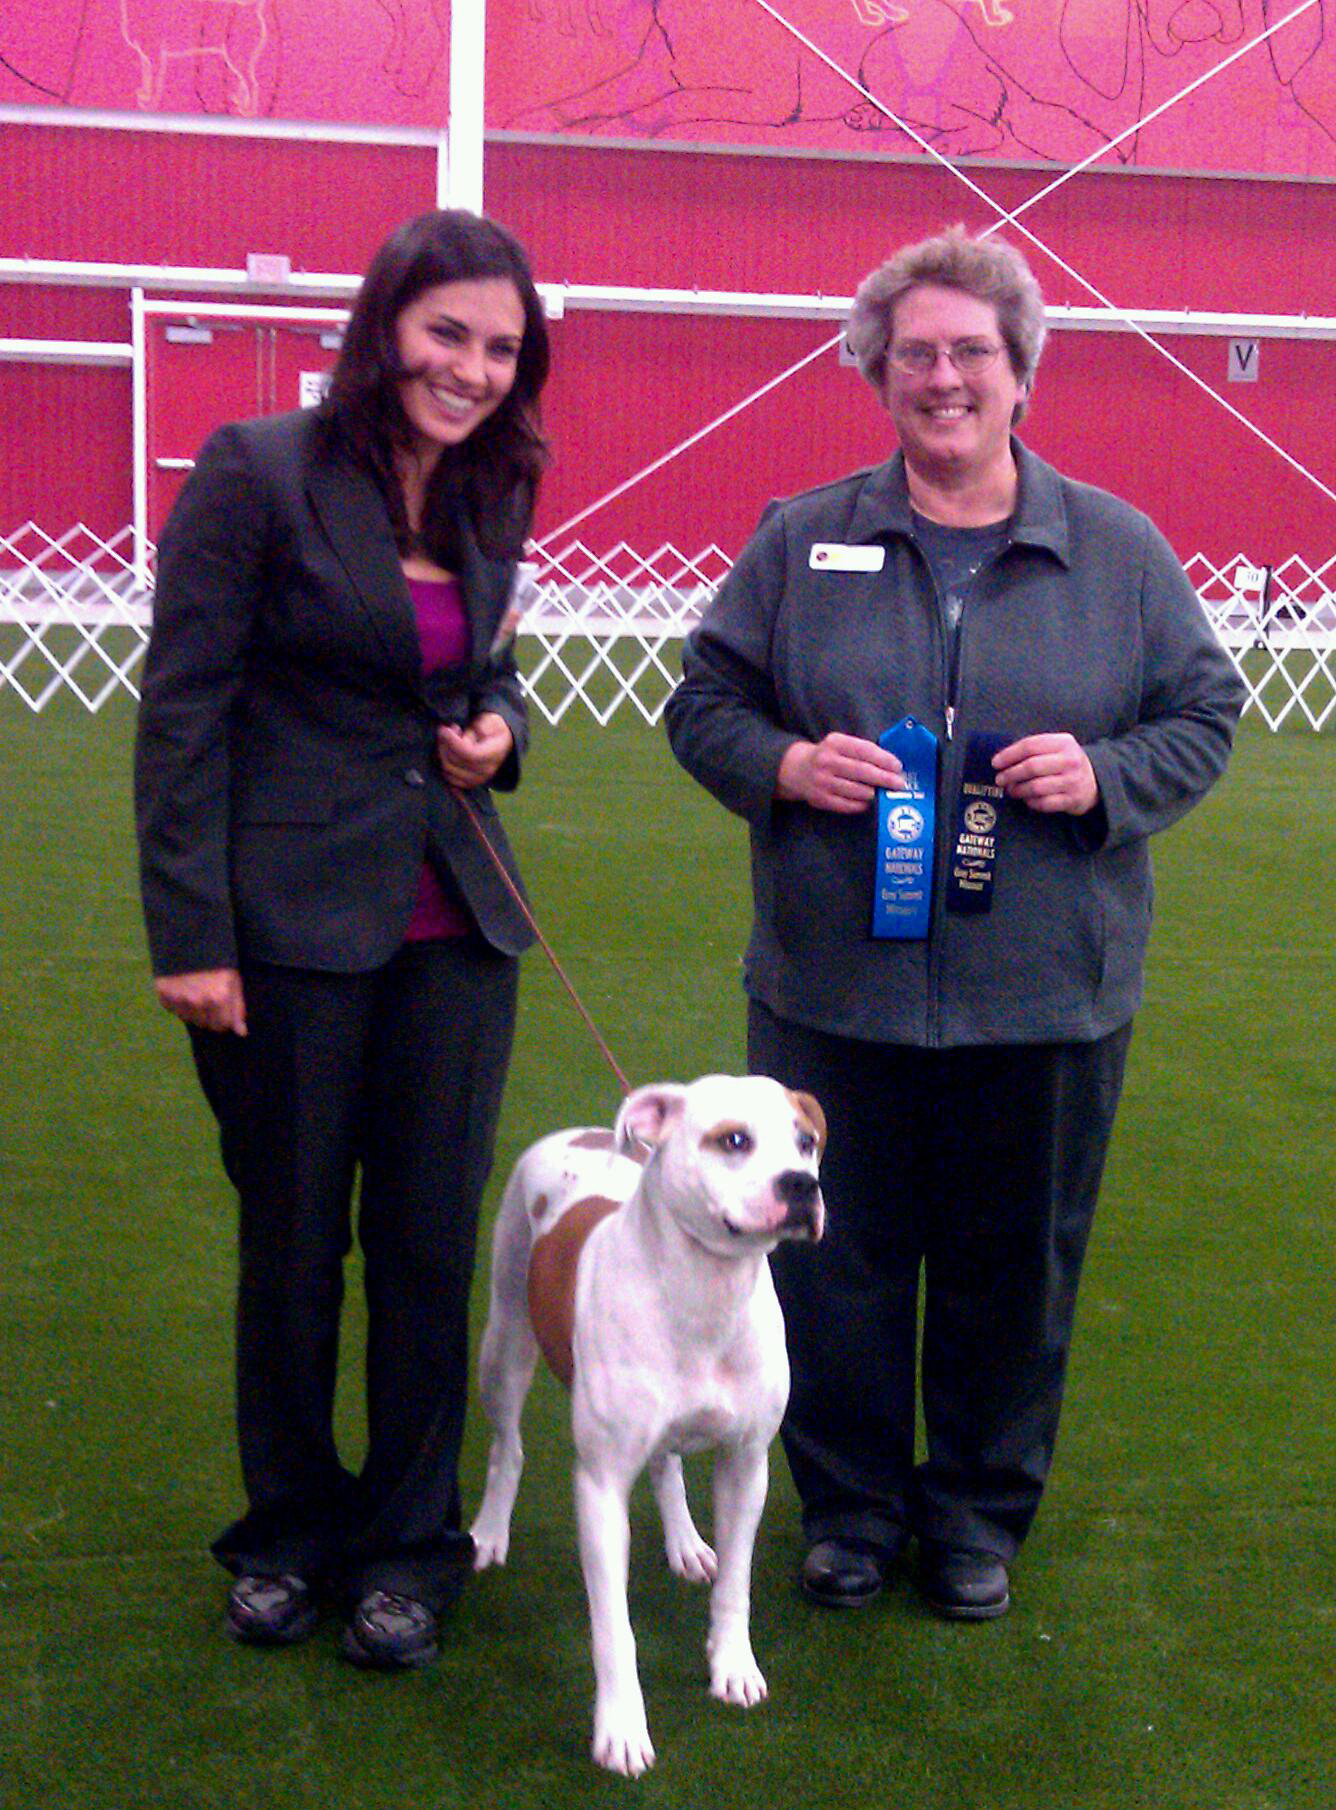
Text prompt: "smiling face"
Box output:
[[881, 283, 1025, 490], [394, 276, 526, 464]]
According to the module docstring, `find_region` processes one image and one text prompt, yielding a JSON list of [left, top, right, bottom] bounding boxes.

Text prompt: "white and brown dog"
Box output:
[[471, 1075, 826, 1776]]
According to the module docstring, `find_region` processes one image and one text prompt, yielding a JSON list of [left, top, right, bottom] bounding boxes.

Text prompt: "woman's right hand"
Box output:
[[777, 734, 906, 813], [153, 968, 247, 1035]]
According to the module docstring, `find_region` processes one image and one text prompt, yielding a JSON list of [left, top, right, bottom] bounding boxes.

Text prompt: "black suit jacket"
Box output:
[[135, 407, 535, 975]]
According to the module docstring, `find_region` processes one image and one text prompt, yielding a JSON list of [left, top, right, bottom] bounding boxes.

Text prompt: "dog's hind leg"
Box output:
[[470, 1172, 539, 1568], [649, 1452, 717, 1582]]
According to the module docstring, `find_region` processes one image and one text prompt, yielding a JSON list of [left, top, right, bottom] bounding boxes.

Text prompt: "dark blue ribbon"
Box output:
[[945, 731, 1010, 914]]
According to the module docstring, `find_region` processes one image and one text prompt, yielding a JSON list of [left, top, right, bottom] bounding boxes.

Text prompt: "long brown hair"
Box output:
[[322, 209, 550, 561]]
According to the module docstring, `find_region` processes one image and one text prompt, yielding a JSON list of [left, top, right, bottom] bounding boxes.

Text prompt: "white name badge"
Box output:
[[809, 543, 885, 572]]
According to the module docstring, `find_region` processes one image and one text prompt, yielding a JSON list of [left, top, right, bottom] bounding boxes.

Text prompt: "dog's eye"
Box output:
[[716, 1128, 754, 1155], [796, 1131, 817, 1158]]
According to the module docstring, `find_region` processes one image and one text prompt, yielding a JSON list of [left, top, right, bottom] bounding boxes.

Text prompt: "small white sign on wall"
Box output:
[[1228, 339, 1260, 382], [299, 370, 332, 408], [247, 252, 292, 285]]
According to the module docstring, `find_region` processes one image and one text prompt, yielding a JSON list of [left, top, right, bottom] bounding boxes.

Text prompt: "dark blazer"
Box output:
[[135, 407, 535, 975]]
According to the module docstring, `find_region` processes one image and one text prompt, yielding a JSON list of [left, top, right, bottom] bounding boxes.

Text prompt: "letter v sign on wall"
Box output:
[[1229, 339, 1260, 382]]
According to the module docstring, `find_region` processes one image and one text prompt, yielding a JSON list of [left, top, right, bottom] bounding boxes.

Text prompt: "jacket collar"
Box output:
[[305, 441, 510, 680], [451, 507, 510, 673], [847, 439, 1071, 567], [305, 448, 421, 676]]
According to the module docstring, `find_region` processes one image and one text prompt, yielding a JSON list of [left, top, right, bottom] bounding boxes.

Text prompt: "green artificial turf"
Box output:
[[0, 696, 1331, 1810]]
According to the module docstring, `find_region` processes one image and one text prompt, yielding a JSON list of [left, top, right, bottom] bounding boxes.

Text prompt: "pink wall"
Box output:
[[0, 361, 133, 538], [6, 0, 1331, 179], [2, 126, 1333, 571], [0, 127, 436, 536], [1, 125, 435, 270], [486, 0, 1336, 182], [486, 140, 1336, 569], [0, 0, 449, 128], [483, 139, 1336, 313], [520, 309, 1334, 572]]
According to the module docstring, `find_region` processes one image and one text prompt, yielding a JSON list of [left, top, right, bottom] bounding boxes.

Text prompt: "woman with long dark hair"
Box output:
[[135, 210, 550, 1668]]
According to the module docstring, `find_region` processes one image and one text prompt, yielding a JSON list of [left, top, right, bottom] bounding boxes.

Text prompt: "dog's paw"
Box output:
[[707, 1637, 768, 1708], [664, 1529, 718, 1584], [592, 1702, 656, 1776], [469, 1518, 511, 1570]]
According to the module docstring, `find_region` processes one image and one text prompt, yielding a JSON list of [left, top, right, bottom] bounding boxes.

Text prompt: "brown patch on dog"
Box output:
[[787, 1089, 827, 1152], [527, 1195, 622, 1390], [568, 1128, 649, 1166], [531, 1191, 550, 1223]]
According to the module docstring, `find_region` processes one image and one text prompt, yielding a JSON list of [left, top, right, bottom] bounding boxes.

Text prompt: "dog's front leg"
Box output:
[[705, 1440, 770, 1707], [650, 1451, 717, 1582], [574, 1460, 655, 1776]]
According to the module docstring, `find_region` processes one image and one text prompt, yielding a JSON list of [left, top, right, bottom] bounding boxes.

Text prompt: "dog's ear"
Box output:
[[788, 1089, 827, 1153], [614, 1084, 688, 1154]]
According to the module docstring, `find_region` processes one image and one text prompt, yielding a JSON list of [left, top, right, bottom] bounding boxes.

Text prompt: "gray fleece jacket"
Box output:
[[664, 441, 1244, 1047]]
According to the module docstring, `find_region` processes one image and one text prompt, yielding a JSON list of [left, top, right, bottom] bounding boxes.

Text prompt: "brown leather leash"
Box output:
[[453, 788, 633, 1097]]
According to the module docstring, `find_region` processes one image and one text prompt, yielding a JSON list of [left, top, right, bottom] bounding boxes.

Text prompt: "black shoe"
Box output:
[[801, 1538, 890, 1608], [225, 1573, 319, 1646], [340, 1590, 440, 1670], [919, 1544, 1011, 1620]]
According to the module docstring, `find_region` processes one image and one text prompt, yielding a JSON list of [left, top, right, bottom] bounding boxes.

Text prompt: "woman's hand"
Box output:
[[993, 734, 1099, 815], [437, 711, 514, 789], [154, 967, 247, 1035], [777, 733, 906, 813]]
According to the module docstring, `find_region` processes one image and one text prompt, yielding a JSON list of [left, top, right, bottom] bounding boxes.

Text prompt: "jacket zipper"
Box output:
[[908, 533, 1011, 1045], [904, 536, 954, 1047]]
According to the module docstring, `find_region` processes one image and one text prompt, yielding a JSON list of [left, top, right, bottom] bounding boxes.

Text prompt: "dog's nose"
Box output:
[[775, 1170, 824, 1239]]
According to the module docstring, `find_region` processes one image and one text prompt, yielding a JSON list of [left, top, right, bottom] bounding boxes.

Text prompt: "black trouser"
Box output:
[[751, 1000, 1132, 1562], [189, 939, 518, 1611]]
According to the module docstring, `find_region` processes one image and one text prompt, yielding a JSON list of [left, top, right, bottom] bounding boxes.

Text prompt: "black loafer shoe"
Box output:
[[225, 1573, 319, 1646], [801, 1539, 888, 1608], [919, 1544, 1011, 1620], [340, 1590, 440, 1670]]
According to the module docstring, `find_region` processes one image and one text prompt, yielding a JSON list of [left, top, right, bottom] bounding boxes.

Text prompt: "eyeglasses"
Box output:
[[888, 338, 1005, 377]]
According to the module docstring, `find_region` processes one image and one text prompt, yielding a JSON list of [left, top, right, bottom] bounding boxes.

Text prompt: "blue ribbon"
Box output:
[[872, 717, 938, 940]]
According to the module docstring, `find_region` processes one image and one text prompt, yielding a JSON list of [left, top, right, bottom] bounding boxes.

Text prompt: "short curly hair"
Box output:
[[846, 225, 1047, 422]]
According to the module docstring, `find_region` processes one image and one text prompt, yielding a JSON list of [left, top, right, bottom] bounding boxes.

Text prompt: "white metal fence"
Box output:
[[2, 523, 1332, 730]]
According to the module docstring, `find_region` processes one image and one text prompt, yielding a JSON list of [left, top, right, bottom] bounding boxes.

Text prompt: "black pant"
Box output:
[[751, 1000, 1132, 1562], [189, 939, 518, 1610]]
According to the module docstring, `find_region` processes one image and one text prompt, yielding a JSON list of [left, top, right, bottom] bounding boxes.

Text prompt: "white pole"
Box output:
[[130, 288, 149, 592], [436, 130, 450, 209], [0, 339, 133, 365], [447, 0, 486, 213]]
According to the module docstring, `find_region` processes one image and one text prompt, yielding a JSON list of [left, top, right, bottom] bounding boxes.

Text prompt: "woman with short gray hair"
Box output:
[[846, 224, 1047, 405], [666, 224, 1242, 1621]]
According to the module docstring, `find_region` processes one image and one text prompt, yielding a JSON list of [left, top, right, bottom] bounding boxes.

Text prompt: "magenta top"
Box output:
[[404, 575, 473, 943]]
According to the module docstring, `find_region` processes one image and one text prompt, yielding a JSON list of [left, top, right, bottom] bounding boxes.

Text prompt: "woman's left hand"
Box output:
[[437, 711, 514, 789], [992, 733, 1100, 815]]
